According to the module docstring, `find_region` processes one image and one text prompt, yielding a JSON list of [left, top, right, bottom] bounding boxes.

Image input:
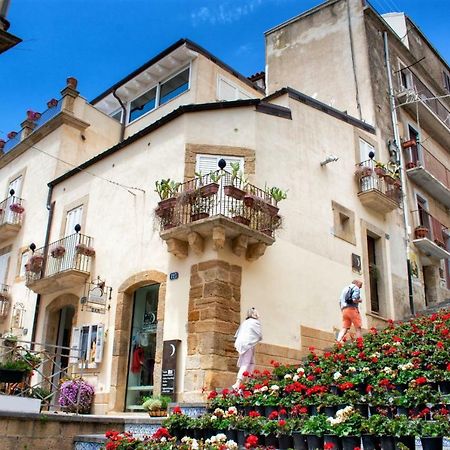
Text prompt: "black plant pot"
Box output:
[[362, 434, 380, 450], [176, 428, 189, 440], [265, 434, 279, 448], [244, 405, 253, 415], [0, 368, 27, 383], [379, 435, 395, 450], [439, 381, 450, 395], [306, 434, 323, 450], [357, 383, 367, 395], [420, 437, 443, 450], [341, 435, 361, 450], [394, 383, 407, 393], [330, 385, 339, 395], [354, 403, 369, 418], [256, 405, 265, 416], [292, 432, 308, 450], [324, 406, 338, 417], [224, 429, 237, 442], [204, 428, 215, 439], [279, 434, 293, 450], [192, 428, 203, 440], [395, 435, 415, 450], [309, 405, 319, 416], [396, 406, 409, 416], [237, 430, 247, 448], [324, 434, 341, 450]]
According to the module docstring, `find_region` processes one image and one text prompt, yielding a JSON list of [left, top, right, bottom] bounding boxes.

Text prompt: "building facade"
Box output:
[[0, 1, 448, 413]]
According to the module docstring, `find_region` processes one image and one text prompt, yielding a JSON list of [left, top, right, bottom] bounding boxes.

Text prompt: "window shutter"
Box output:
[[65, 205, 83, 237], [195, 155, 245, 175], [8, 175, 23, 197], [0, 253, 10, 284], [69, 327, 81, 364], [95, 324, 105, 363], [359, 138, 374, 162]]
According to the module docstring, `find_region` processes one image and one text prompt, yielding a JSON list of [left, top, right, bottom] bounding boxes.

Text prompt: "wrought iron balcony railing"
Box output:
[[356, 159, 401, 205], [26, 233, 94, 284], [155, 170, 281, 237], [0, 195, 24, 226], [411, 209, 449, 249]]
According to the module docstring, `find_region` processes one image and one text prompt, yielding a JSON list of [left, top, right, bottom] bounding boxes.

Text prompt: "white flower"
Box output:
[[260, 386, 268, 392], [192, 439, 199, 450], [216, 433, 227, 442], [297, 367, 305, 374], [382, 367, 393, 374], [214, 408, 224, 416], [160, 437, 166, 442], [362, 367, 370, 373], [370, 352, 380, 358], [346, 366, 356, 373], [226, 441, 238, 450], [211, 415, 217, 420], [393, 341, 401, 347], [270, 385, 280, 391], [227, 406, 237, 415], [284, 374, 292, 380], [293, 374, 299, 382], [333, 372, 342, 380]]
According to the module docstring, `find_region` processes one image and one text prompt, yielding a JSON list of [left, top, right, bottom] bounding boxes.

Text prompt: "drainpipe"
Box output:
[[112, 89, 126, 143], [383, 31, 415, 316], [30, 185, 55, 344]]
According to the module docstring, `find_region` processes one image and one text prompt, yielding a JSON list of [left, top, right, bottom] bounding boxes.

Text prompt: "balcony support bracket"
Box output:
[[188, 232, 204, 255], [232, 234, 248, 257], [212, 226, 226, 250], [166, 238, 189, 259], [246, 242, 267, 261]]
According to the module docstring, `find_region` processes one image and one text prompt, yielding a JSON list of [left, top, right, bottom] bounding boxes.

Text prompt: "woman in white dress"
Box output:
[[232, 307, 262, 390]]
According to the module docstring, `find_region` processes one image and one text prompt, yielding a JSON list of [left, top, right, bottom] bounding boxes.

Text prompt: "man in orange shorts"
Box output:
[[337, 280, 363, 342]]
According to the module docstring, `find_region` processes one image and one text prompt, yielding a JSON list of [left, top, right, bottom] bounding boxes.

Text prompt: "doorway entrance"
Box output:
[[125, 284, 159, 411], [367, 235, 380, 313]]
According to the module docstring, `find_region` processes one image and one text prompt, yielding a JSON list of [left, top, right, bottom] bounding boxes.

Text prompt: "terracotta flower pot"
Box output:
[[67, 77, 78, 89], [232, 215, 250, 226], [402, 139, 416, 149], [224, 185, 246, 200], [414, 226, 429, 239], [406, 162, 417, 170], [198, 183, 219, 198]]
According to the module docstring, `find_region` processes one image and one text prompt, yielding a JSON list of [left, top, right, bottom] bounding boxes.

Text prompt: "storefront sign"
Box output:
[[161, 339, 180, 400]]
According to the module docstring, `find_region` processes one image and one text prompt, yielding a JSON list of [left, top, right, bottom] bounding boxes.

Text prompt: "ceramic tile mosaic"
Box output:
[[74, 442, 103, 450], [124, 422, 159, 437], [181, 406, 206, 417]]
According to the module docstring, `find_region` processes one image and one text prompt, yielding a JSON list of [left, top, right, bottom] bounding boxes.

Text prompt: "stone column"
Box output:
[[20, 118, 35, 139], [184, 260, 241, 402]]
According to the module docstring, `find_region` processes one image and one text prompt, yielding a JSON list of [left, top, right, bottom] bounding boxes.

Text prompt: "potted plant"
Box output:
[[67, 77, 78, 89], [75, 243, 96, 257], [58, 377, 95, 414], [224, 162, 247, 200], [0, 359, 31, 383], [355, 165, 373, 178], [50, 245, 66, 259], [162, 406, 193, 439], [230, 204, 251, 226], [190, 196, 213, 222], [406, 161, 417, 170], [7, 131, 18, 140], [198, 171, 223, 198], [414, 226, 429, 239], [26, 110, 41, 121], [301, 414, 328, 450], [374, 162, 387, 176], [142, 395, 171, 417], [402, 140, 416, 149], [9, 203, 25, 214], [47, 98, 58, 109], [155, 179, 180, 216], [416, 417, 449, 450], [0, 139, 5, 151], [26, 254, 44, 273]]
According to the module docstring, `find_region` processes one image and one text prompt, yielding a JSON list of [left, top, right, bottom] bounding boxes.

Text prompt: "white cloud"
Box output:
[[191, 0, 263, 26]]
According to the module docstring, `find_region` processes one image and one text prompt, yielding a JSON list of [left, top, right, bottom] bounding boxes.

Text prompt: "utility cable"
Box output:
[[29, 143, 146, 196]]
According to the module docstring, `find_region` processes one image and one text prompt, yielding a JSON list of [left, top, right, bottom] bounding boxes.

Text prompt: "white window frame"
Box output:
[[359, 138, 375, 163], [70, 323, 105, 368], [127, 63, 191, 125], [398, 60, 413, 91], [64, 204, 83, 237], [18, 249, 30, 278], [217, 74, 253, 101], [195, 154, 245, 175]]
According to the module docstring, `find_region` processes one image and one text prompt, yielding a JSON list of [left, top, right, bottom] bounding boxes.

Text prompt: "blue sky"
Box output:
[[1, 0, 449, 138]]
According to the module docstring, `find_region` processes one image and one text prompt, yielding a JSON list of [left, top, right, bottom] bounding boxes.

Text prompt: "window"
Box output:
[[69, 324, 104, 368], [8, 175, 23, 197], [359, 138, 375, 162], [129, 87, 157, 122], [399, 62, 413, 90], [18, 249, 29, 278], [196, 154, 245, 175], [332, 201, 356, 245], [110, 109, 123, 123], [443, 71, 450, 92], [128, 67, 190, 123], [0, 247, 11, 285], [65, 205, 83, 236], [159, 68, 189, 106]]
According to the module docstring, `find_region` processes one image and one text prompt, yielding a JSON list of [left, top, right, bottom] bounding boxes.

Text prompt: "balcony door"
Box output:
[[125, 284, 159, 411], [0, 249, 10, 288], [407, 125, 420, 166], [5, 175, 23, 224]]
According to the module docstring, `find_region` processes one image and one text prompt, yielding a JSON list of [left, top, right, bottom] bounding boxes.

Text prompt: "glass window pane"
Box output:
[[160, 69, 189, 106], [129, 87, 157, 122], [110, 110, 122, 122]]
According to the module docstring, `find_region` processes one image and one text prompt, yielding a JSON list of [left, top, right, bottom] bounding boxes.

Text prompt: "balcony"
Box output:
[[0, 195, 24, 243], [1, 100, 62, 155], [356, 160, 401, 214], [404, 143, 450, 208], [411, 210, 450, 265], [397, 73, 450, 148], [155, 171, 282, 261], [26, 233, 94, 295]]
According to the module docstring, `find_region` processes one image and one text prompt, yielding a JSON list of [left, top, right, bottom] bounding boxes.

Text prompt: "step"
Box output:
[[73, 434, 105, 450]]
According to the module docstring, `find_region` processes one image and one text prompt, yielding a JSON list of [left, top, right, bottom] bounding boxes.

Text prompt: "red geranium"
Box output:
[[324, 443, 335, 449], [268, 410, 279, 420], [249, 410, 261, 418], [245, 434, 259, 449], [415, 377, 427, 385], [172, 406, 182, 414], [208, 390, 218, 399]]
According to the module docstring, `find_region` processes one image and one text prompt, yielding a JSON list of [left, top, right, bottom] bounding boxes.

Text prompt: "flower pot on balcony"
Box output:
[[75, 244, 96, 257], [414, 226, 429, 239], [402, 140, 416, 149], [50, 245, 66, 259], [9, 203, 24, 214], [47, 98, 58, 109], [232, 215, 250, 226], [7, 131, 17, 140], [66, 77, 78, 89], [148, 409, 167, 417], [420, 437, 443, 450], [0, 140, 5, 150], [406, 162, 417, 169], [224, 185, 246, 200], [0, 368, 27, 384], [383, 175, 396, 185], [374, 167, 386, 176], [198, 183, 219, 198], [26, 254, 44, 273], [355, 166, 373, 178], [190, 212, 209, 222]]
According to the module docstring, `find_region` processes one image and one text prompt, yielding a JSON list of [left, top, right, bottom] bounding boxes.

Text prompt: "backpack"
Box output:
[[344, 286, 355, 305]]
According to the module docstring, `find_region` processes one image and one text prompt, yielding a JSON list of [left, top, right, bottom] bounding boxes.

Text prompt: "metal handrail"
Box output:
[[156, 170, 281, 236], [26, 233, 94, 283], [411, 209, 449, 248]]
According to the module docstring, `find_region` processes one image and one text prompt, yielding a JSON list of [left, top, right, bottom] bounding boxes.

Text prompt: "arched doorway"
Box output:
[[109, 270, 166, 412]]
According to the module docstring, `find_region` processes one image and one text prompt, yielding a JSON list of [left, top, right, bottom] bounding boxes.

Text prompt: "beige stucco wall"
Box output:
[[43, 92, 408, 407]]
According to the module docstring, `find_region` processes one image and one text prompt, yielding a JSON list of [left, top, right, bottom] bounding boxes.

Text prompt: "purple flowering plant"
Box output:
[[58, 377, 95, 413]]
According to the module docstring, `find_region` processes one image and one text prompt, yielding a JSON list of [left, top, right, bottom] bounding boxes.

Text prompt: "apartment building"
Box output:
[[0, 0, 447, 413]]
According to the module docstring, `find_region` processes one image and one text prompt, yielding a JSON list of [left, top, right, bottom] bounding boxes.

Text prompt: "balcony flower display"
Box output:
[[25, 254, 44, 273], [354, 165, 372, 178], [75, 243, 96, 257], [9, 203, 24, 214], [58, 377, 95, 414], [50, 245, 66, 259], [0, 139, 5, 150], [224, 162, 247, 200], [26, 110, 41, 121], [47, 98, 58, 108], [7, 131, 17, 140]]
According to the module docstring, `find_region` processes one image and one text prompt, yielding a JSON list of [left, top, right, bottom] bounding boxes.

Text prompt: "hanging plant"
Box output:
[[26, 110, 41, 121], [26, 254, 44, 273], [47, 98, 58, 109], [50, 245, 66, 259], [75, 243, 96, 257], [9, 203, 24, 214], [7, 131, 17, 140]]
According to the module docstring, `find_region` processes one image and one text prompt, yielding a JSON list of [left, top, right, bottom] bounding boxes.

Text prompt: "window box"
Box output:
[[198, 182, 219, 198], [402, 140, 416, 149], [232, 215, 250, 226], [243, 194, 279, 217], [414, 226, 429, 239], [224, 185, 246, 200], [191, 212, 209, 222]]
